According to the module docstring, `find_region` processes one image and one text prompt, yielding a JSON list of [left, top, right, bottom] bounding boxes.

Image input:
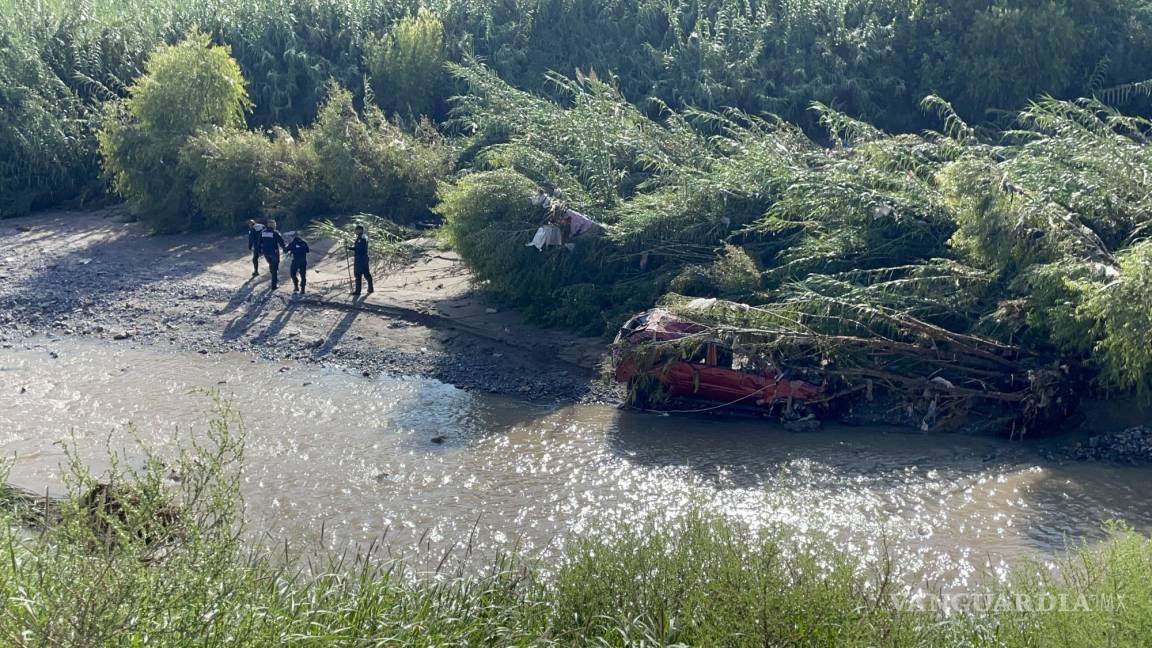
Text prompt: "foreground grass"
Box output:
[[1, 409, 1149, 646]]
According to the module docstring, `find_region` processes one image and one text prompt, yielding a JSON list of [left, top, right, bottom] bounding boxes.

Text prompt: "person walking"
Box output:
[[348, 225, 374, 297], [285, 231, 310, 294], [247, 220, 264, 277], [260, 219, 287, 290]]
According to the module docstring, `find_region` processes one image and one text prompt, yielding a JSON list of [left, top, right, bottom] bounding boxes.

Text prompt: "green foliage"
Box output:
[[552, 511, 920, 645], [0, 397, 246, 644], [179, 127, 328, 231], [707, 243, 762, 297], [309, 213, 415, 274], [97, 32, 251, 232], [438, 169, 659, 334], [450, 66, 1152, 400], [0, 31, 95, 216], [309, 84, 451, 224], [913, 0, 1141, 123], [1078, 242, 1152, 394], [8, 0, 1152, 221], [4, 407, 1152, 644], [366, 7, 447, 120]]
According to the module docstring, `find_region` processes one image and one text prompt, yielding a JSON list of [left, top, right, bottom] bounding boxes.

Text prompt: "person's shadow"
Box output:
[[259, 294, 301, 341], [311, 296, 363, 357], [222, 288, 276, 341], [216, 276, 259, 317]]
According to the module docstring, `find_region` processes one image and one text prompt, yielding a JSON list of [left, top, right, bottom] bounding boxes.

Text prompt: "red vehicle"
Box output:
[[612, 309, 822, 412]]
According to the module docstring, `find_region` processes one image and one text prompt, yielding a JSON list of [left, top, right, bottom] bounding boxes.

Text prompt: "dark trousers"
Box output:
[[290, 259, 307, 292], [265, 253, 280, 287], [251, 248, 261, 273], [354, 258, 373, 294]]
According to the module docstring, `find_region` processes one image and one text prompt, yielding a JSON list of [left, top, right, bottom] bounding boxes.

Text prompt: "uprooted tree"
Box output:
[[442, 63, 1152, 431]]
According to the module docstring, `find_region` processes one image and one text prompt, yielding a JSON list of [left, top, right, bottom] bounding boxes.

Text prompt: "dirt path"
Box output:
[[0, 209, 616, 403]]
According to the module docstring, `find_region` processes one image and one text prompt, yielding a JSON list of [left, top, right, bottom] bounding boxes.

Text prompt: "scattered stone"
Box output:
[[0, 215, 617, 408], [1063, 426, 1152, 464]]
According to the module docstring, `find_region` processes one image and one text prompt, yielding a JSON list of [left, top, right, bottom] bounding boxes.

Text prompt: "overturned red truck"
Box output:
[[611, 305, 1078, 435], [613, 309, 822, 415]]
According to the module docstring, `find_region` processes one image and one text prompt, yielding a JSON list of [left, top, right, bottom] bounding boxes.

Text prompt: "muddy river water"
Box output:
[[3, 338, 1152, 588]]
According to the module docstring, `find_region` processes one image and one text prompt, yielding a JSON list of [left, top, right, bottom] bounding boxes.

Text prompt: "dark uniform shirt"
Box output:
[[260, 229, 286, 256], [286, 238, 309, 261]]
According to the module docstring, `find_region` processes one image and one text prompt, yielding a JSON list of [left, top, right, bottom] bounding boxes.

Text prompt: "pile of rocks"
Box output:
[[1065, 426, 1152, 464]]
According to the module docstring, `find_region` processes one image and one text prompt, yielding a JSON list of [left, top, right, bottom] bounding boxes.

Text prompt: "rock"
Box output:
[[1061, 426, 1152, 464], [113, 331, 132, 340], [485, 307, 498, 314]]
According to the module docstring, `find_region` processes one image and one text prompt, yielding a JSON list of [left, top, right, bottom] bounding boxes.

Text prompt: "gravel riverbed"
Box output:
[[0, 212, 620, 405]]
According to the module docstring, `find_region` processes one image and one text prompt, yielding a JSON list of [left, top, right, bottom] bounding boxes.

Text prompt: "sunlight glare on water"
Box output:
[[2, 338, 1151, 587]]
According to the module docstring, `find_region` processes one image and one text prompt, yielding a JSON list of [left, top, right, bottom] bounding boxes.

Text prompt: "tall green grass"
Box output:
[[1, 405, 1150, 645], [6, 0, 1152, 217]]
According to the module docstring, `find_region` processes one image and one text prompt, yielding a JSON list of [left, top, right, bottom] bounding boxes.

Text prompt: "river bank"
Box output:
[[0, 210, 617, 404], [5, 210, 1152, 466], [5, 334, 1152, 584], [4, 212, 1152, 645]]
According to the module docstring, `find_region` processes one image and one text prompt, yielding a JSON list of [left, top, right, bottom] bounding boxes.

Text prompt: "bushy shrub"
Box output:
[[258, 129, 330, 227], [709, 244, 762, 297], [179, 128, 267, 228], [668, 245, 762, 299], [97, 32, 251, 232], [179, 127, 327, 230], [438, 169, 657, 334], [309, 84, 450, 224], [366, 7, 447, 120], [1078, 242, 1152, 394]]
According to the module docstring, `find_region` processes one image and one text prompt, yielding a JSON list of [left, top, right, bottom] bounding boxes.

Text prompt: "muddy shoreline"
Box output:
[[2, 210, 1150, 463], [0, 211, 620, 405]]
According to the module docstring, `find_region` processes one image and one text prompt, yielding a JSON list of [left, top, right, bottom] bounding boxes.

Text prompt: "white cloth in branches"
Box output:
[[527, 224, 564, 250]]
